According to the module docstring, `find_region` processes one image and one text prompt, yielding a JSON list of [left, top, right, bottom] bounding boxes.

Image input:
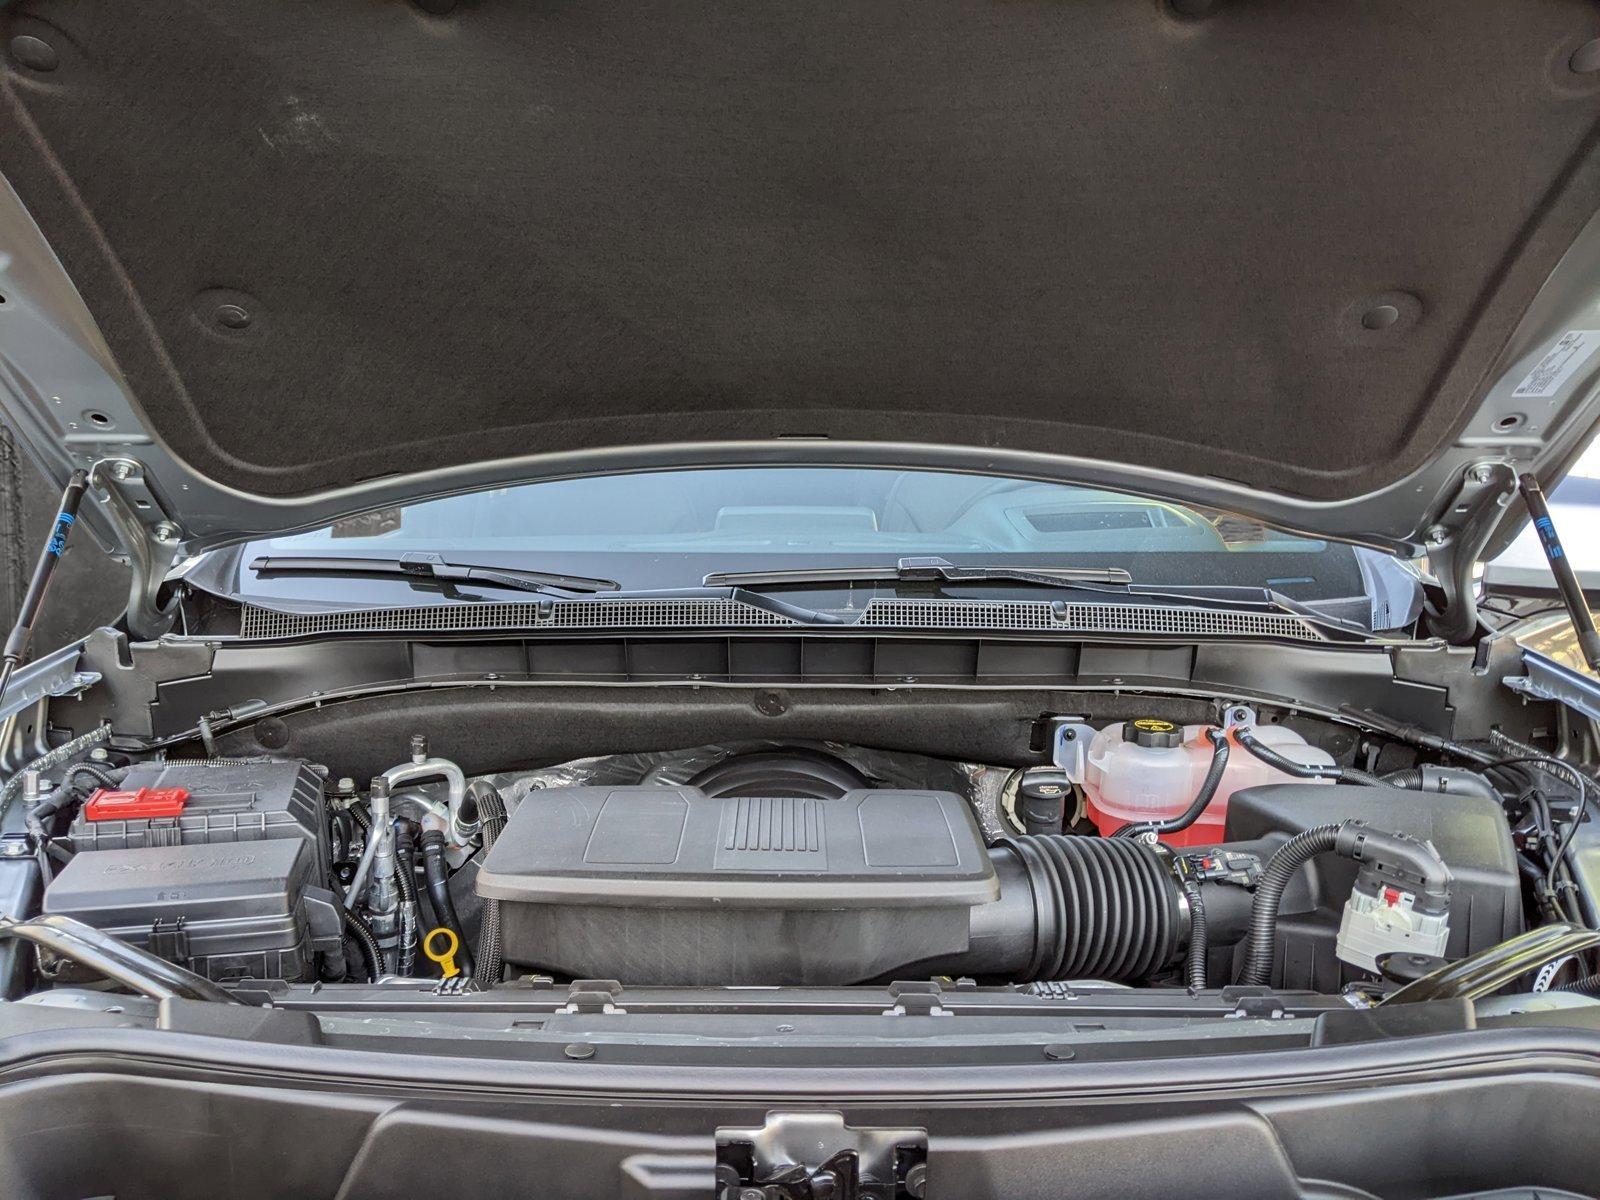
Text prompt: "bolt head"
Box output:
[[110, 461, 133, 480], [1424, 525, 1450, 547], [153, 522, 180, 543], [1468, 464, 1496, 485]]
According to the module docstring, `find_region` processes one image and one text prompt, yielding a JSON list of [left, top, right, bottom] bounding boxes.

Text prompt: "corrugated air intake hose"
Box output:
[[985, 835, 1186, 982]]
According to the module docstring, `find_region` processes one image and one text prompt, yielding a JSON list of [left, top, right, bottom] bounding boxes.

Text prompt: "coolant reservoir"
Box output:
[[1082, 719, 1334, 847]]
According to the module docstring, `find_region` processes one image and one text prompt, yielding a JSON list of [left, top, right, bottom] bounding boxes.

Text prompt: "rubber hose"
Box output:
[[420, 829, 474, 978], [1383, 769, 1423, 789], [471, 781, 508, 986], [66, 762, 127, 792], [1114, 728, 1229, 838], [393, 819, 419, 977], [1235, 727, 1377, 787], [29, 765, 129, 845], [999, 835, 1183, 981], [1240, 823, 1342, 986], [24, 783, 76, 845], [342, 906, 385, 982], [1182, 879, 1208, 991]]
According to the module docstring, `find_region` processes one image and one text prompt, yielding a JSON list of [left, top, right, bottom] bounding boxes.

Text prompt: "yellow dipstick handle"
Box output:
[[423, 926, 461, 979]]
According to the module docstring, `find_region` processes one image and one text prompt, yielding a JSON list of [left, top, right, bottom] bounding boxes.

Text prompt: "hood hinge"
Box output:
[[1419, 460, 1517, 645], [89, 458, 183, 640]]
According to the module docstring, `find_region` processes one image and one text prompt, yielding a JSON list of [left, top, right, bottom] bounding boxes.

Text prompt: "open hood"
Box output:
[[3, 2, 1600, 615]]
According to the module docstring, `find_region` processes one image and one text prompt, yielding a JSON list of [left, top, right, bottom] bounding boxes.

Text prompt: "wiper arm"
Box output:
[[249, 553, 621, 595], [703, 556, 1133, 589], [704, 557, 1378, 639]]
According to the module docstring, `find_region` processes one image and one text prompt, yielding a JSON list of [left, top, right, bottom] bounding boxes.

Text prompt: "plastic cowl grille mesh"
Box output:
[[855, 599, 1325, 641], [239, 598, 799, 639], [240, 598, 1325, 641]]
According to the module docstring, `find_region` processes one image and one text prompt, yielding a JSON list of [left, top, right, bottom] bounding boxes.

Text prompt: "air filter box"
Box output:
[[476, 786, 997, 985], [1217, 783, 1523, 989]]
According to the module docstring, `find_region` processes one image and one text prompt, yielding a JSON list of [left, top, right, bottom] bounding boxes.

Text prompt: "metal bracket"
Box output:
[[0, 640, 100, 775], [1049, 717, 1094, 784], [0, 639, 98, 725], [1222, 704, 1257, 729], [88, 458, 183, 639], [1506, 650, 1600, 724], [1419, 461, 1517, 644], [716, 1112, 928, 1200]]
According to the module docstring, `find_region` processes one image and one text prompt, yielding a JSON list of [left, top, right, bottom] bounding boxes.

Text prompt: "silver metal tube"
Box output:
[[380, 748, 473, 845], [345, 817, 381, 909]]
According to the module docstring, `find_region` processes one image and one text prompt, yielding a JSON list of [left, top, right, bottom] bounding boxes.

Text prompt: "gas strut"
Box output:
[[1519, 472, 1600, 672], [0, 470, 89, 702]]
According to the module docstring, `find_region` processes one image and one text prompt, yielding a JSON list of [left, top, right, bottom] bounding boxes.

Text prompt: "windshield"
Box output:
[[240, 468, 1419, 629]]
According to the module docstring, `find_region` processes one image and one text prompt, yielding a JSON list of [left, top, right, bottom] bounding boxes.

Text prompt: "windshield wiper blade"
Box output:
[[703, 556, 1134, 589], [248, 553, 621, 595]]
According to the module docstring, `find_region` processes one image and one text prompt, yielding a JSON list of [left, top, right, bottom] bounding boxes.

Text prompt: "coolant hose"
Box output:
[[393, 819, 420, 977], [470, 781, 509, 986], [342, 906, 385, 982], [1114, 728, 1229, 838], [1382, 765, 1503, 804], [420, 829, 474, 978], [1182, 878, 1208, 991], [1235, 726, 1377, 787], [1239, 823, 1342, 986]]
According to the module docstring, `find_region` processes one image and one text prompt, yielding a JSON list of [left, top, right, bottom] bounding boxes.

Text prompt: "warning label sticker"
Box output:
[[1513, 330, 1600, 399]]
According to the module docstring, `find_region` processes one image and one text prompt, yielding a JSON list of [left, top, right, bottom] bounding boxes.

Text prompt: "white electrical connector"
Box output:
[[1336, 883, 1450, 972]]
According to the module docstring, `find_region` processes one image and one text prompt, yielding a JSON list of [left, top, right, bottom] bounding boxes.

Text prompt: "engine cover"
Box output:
[[477, 785, 996, 985]]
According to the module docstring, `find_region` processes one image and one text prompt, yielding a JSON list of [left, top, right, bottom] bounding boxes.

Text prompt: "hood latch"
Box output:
[[716, 1112, 928, 1200]]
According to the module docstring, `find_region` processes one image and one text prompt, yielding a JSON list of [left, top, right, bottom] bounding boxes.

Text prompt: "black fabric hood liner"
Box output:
[[3, 1, 1600, 504]]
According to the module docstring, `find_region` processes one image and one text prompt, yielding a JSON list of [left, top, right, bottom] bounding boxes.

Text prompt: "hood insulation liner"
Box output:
[[2, 2, 1599, 504]]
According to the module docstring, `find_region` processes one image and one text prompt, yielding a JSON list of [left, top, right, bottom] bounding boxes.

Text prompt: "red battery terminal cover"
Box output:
[[82, 786, 190, 821]]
